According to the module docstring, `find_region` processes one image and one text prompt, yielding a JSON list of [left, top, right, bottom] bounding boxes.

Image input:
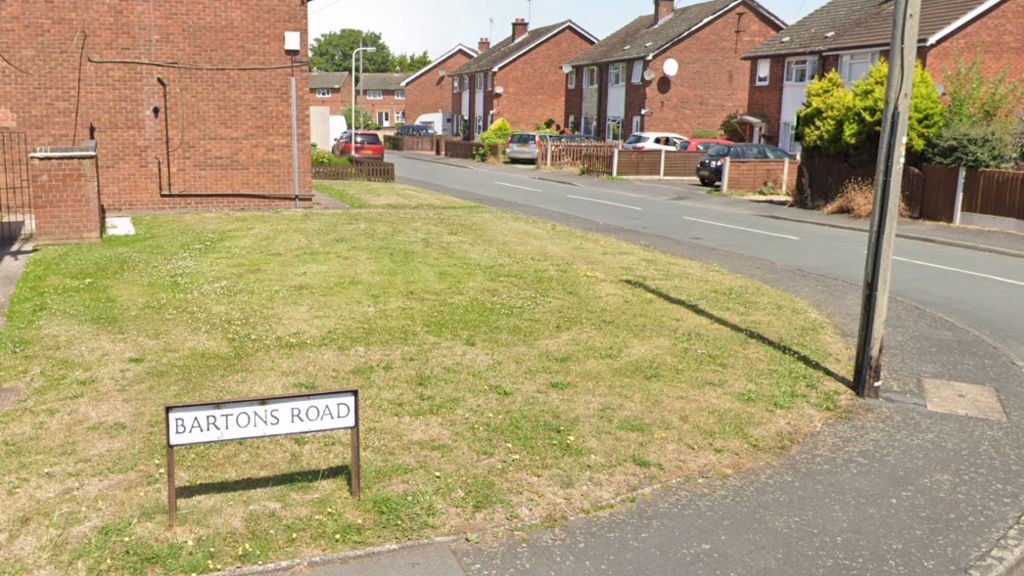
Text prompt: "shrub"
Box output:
[[691, 129, 721, 139], [311, 149, 349, 166], [797, 71, 853, 157], [720, 113, 747, 143], [823, 178, 909, 218], [929, 123, 1018, 169]]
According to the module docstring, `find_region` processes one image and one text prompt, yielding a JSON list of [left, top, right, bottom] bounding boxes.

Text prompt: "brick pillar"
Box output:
[[29, 143, 102, 246]]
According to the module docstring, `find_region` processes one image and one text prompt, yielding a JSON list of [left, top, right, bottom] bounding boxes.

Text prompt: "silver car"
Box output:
[[506, 132, 557, 164]]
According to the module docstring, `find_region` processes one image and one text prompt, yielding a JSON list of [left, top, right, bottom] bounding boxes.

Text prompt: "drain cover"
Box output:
[[0, 387, 20, 410], [921, 379, 1007, 422]]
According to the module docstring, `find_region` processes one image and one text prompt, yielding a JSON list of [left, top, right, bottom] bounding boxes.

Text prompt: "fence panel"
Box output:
[[548, 143, 617, 169], [726, 159, 798, 193], [663, 152, 704, 178], [616, 150, 661, 177], [401, 136, 436, 153], [313, 161, 395, 182], [920, 164, 958, 223], [965, 169, 1024, 220], [580, 151, 613, 176]]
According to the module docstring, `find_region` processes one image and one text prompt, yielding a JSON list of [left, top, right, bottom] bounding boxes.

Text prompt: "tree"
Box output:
[[393, 51, 432, 73], [796, 71, 853, 157], [843, 60, 944, 156], [310, 29, 394, 73]]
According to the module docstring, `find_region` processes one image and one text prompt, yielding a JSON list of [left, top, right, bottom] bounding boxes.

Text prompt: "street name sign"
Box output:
[[163, 389, 360, 528]]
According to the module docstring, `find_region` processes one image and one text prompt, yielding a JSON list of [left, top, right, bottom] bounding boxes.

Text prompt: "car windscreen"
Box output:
[[706, 144, 731, 157], [509, 134, 536, 144], [355, 134, 382, 145], [625, 134, 647, 145]]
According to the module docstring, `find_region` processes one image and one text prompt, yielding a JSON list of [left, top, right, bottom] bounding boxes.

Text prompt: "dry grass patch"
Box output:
[[0, 180, 852, 575], [824, 178, 911, 218]]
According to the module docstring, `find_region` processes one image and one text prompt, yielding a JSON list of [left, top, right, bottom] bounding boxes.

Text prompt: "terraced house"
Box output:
[[399, 44, 478, 134], [357, 72, 411, 129], [452, 18, 597, 140], [743, 0, 1024, 153], [563, 0, 784, 142]]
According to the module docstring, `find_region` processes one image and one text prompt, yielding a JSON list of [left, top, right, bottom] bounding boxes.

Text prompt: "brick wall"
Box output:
[[30, 150, 102, 245], [404, 51, 473, 124], [924, 0, 1024, 92], [0, 0, 311, 213], [491, 28, 595, 132], [360, 90, 406, 127], [745, 55, 786, 145], [644, 4, 782, 137], [308, 86, 352, 114]]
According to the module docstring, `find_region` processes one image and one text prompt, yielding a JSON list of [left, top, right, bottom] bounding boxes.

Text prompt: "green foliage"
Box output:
[[797, 71, 853, 156], [843, 61, 944, 156], [310, 29, 393, 73], [720, 113, 747, 143], [393, 51, 433, 72], [341, 106, 380, 131], [311, 149, 348, 166], [929, 123, 1018, 169], [691, 129, 721, 139], [484, 117, 513, 142]]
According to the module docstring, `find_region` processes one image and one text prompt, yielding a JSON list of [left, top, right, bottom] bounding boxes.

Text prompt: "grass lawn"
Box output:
[[0, 180, 851, 575]]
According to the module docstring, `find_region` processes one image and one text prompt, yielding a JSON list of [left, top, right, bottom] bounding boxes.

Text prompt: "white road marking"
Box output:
[[495, 181, 543, 192], [682, 217, 800, 240], [567, 195, 643, 211], [894, 256, 1024, 287]]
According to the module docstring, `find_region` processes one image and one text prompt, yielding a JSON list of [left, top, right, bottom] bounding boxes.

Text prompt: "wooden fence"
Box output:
[[384, 135, 436, 153], [313, 161, 395, 183], [443, 140, 504, 161], [963, 168, 1024, 221], [580, 151, 613, 176], [920, 164, 958, 222], [723, 159, 799, 194], [544, 143, 618, 169]]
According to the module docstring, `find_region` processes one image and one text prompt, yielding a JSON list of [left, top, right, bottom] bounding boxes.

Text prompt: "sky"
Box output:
[[306, 0, 831, 59]]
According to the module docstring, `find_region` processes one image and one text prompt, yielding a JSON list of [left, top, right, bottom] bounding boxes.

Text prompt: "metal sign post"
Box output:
[[164, 389, 360, 528]]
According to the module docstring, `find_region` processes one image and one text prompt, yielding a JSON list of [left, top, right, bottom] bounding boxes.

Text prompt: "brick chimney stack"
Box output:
[[512, 18, 529, 41], [478, 38, 490, 53], [655, 0, 675, 23]]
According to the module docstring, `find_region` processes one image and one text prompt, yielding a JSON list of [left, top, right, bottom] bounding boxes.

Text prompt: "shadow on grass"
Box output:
[[623, 279, 852, 389], [178, 465, 351, 499]]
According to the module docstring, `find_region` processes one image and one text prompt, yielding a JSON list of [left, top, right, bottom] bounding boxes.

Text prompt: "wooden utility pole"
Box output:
[[853, 0, 922, 398]]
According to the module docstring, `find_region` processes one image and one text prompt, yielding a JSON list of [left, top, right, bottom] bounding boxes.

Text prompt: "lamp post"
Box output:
[[351, 46, 377, 150], [284, 32, 302, 209]]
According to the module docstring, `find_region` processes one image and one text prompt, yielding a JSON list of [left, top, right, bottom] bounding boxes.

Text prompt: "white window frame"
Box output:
[[631, 115, 641, 135], [395, 89, 406, 100], [784, 57, 817, 85], [486, 72, 493, 91], [452, 76, 460, 93], [608, 63, 625, 87], [366, 90, 384, 100], [568, 114, 576, 132], [377, 110, 391, 127], [838, 51, 879, 85], [606, 117, 622, 142], [316, 88, 332, 98], [475, 73, 484, 92], [631, 61, 644, 84], [755, 59, 771, 86], [583, 66, 599, 88], [396, 111, 405, 124], [568, 69, 576, 89]]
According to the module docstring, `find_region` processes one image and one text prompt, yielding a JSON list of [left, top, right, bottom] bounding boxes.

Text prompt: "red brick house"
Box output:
[[563, 0, 784, 143], [743, 0, 1024, 153], [309, 71, 352, 150], [0, 0, 312, 212], [452, 19, 598, 140], [400, 44, 478, 134], [356, 73, 411, 129]]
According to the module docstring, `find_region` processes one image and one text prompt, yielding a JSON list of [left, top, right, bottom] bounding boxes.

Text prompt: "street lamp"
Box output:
[[352, 46, 377, 150], [285, 31, 301, 209]]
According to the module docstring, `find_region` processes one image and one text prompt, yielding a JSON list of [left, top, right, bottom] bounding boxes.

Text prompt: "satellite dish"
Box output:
[[561, 63, 573, 74], [494, 86, 505, 95], [438, 69, 447, 78], [643, 69, 656, 82], [663, 58, 679, 77]]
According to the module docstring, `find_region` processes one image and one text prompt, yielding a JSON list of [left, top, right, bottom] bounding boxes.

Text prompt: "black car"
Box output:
[[696, 143, 795, 186], [396, 124, 436, 137]]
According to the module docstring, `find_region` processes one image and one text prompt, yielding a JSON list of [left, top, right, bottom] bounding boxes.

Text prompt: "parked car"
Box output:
[[696, 143, 795, 186], [506, 132, 558, 163], [559, 133, 600, 143], [396, 124, 435, 137], [623, 132, 688, 151], [333, 132, 385, 162], [679, 138, 733, 152]]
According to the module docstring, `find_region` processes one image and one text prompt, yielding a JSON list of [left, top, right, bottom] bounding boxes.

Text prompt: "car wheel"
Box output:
[[699, 177, 716, 187]]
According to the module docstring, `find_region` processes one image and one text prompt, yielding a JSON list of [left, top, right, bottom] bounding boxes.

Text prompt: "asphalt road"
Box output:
[[392, 154, 1024, 369]]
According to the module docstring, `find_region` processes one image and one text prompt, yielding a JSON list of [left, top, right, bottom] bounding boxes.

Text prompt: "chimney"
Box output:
[[512, 18, 529, 41], [478, 38, 490, 53], [655, 0, 674, 23]]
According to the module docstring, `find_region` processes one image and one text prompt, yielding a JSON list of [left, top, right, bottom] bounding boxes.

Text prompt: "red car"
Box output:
[[678, 138, 734, 152], [333, 132, 385, 161]]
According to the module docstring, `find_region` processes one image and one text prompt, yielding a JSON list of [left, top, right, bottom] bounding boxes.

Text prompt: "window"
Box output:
[[568, 114, 575, 132], [462, 76, 470, 93], [486, 73, 493, 91], [582, 116, 595, 137], [377, 111, 391, 127], [476, 73, 484, 91], [755, 59, 771, 86], [567, 70, 576, 89], [631, 61, 644, 84], [631, 115, 641, 134], [583, 66, 599, 88], [316, 88, 332, 98], [453, 76, 460, 92], [609, 63, 625, 86], [606, 117, 622, 142], [475, 115, 483, 136], [395, 89, 406, 100], [396, 111, 405, 124], [839, 52, 878, 84], [784, 58, 817, 84], [367, 90, 384, 100]]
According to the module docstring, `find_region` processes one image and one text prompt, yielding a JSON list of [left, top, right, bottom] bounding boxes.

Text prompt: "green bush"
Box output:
[[797, 71, 853, 157], [720, 114, 747, 143], [691, 129, 721, 139], [929, 123, 1018, 169], [311, 149, 349, 166]]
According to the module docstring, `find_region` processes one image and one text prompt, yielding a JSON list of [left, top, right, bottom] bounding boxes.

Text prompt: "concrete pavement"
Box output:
[[258, 154, 1024, 575]]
